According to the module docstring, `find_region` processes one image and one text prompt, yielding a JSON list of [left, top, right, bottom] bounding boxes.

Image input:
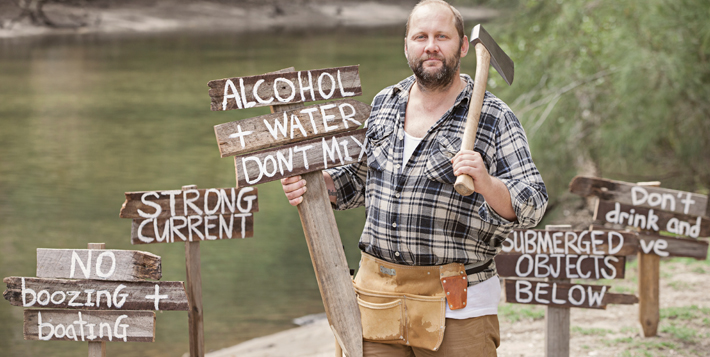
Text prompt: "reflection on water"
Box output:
[[0, 27, 433, 356]]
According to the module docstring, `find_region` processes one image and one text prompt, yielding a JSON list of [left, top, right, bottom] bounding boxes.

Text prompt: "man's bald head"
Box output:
[[405, 0, 465, 47]]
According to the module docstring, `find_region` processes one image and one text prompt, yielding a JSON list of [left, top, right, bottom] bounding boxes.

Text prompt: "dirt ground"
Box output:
[[206, 256, 710, 357]]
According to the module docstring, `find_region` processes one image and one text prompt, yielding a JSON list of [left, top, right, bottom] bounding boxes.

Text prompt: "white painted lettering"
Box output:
[[252, 79, 274, 104]]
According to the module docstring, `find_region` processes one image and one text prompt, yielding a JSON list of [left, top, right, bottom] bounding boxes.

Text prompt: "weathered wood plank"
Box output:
[[501, 228, 708, 259], [264, 87, 362, 356], [131, 213, 254, 245], [4, 277, 188, 311], [570, 176, 707, 217], [504, 279, 637, 309], [233, 129, 367, 188], [208, 65, 362, 111], [36, 249, 161, 282], [594, 200, 710, 238], [120, 187, 258, 219], [500, 229, 637, 256], [298, 170, 362, 357], [638, 252, 660, 337], [541, 226, 572, 357], [178, 185, 206, 357], [635, 231, 709, 259], [214, 99, 370, 158], [24, 309, 155, 342], [185, 240, 204, 357], [495, 254, 626, 280], [603, 292, 640, 305]]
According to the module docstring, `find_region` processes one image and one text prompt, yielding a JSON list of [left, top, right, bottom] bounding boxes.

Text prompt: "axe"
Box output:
[[454, 24, 514, 196]]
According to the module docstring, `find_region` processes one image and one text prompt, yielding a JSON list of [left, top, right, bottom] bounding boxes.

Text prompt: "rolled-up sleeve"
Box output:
[[325, 160, 368, 210], [479, 109, 548, 228]]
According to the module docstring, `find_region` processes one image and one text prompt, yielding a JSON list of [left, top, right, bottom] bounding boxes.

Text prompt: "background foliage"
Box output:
[[458, 0, 710, 214]]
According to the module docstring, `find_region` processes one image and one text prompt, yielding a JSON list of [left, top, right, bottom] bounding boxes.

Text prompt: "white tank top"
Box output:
[[402, 130, 424, 171], [402, 130, 500, 318]]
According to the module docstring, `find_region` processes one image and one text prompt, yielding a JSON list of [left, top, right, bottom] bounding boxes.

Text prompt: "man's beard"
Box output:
[[408, 52, 461, 91]]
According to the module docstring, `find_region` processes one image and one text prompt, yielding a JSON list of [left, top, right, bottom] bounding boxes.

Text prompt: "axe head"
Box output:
[[470, 24, 514, 86]]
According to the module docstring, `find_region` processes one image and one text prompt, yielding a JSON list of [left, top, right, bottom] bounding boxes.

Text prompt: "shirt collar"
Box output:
[[391, 74, 475, 109]]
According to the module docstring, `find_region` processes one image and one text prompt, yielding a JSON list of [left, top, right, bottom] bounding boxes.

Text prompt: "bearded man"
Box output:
[[282, 0, 548, 355]]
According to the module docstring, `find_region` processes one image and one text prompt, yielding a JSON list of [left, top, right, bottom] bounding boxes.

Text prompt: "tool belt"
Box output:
[[353, 253, 473, 351]]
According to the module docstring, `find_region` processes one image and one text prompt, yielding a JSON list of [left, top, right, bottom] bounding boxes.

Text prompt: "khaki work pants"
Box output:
[[363, 314, 500, 357]]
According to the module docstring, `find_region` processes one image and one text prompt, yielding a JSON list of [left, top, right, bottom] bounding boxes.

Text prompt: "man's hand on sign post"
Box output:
[[452, 149, 517, 221], [281, 173, 337, 206]]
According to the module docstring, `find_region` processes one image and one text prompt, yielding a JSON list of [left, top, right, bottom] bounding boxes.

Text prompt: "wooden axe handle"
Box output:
[[454, 42, 491, 196]]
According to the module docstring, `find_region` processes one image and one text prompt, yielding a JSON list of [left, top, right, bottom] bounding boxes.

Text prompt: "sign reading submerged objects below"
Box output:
[[497, 228, 639, 310], [120, 187, 258, 244]]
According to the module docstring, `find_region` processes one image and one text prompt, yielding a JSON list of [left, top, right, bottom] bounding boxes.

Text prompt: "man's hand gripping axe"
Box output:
[[454, 24, 515, 196]]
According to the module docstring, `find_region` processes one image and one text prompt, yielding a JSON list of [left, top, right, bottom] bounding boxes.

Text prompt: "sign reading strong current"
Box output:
[[120, 187, 258, 244]]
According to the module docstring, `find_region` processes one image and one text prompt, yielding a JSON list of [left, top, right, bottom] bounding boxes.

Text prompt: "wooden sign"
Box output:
[[233, 128, 367, 187], [4, 277, 188, 311], [501, 228, 708, 259], [120, 187, 258, 245], [208, 65, 362, 111], [570, 176, 708, 217], [120, 187, 259, 219], [214, 99, 370, 157], [500, 229, 637, 256], [504, 279, 638, 309], [24, 309, 155, 342], [131, 213, 254, 244], [219, 66, 364, 357], [594, 200, 710, 238], [36, 249, 161, 282], [495, 254, 626, 280]]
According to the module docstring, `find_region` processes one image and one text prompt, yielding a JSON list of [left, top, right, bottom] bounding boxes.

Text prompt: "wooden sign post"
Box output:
[[208, 66, 367, 357], [544, 225, 570, 357], [633, 181, 661, 338], [3, 243, 188, 356], [119, 185, 258, 356], [570, 176, 709, 337]]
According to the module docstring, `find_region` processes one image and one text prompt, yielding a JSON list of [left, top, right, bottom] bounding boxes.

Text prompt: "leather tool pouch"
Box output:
[[440, 264, 469, 310], [353, 253, 467, 351]]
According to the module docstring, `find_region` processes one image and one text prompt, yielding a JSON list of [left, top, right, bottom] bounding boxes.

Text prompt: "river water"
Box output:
[[0, 26, 468, 356]]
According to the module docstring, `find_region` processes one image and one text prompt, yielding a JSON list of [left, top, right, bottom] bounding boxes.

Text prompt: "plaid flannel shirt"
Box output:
[[326, 74, 548, 285]]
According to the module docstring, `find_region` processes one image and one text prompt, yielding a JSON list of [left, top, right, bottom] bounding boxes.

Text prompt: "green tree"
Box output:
[[478, 0, 710, 208]]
